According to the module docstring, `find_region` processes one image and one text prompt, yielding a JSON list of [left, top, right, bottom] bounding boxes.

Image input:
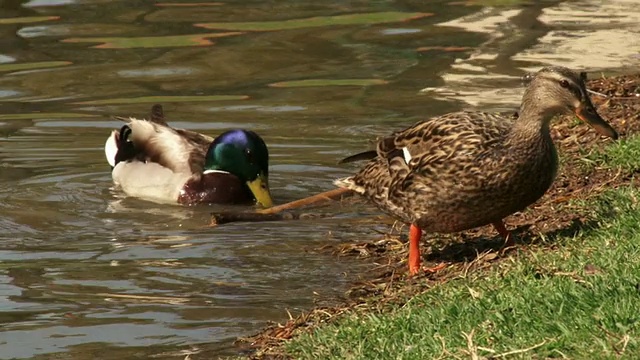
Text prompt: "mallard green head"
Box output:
[[204, 129, 273, 208]]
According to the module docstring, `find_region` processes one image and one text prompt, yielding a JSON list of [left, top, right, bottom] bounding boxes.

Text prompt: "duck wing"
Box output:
[[377, 111, 512, 177], [335, 112, 513, 216], [129, 118, 214, 174]]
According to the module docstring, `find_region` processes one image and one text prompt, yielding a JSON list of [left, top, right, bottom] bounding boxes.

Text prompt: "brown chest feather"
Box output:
[[178, 172, 254, 206]]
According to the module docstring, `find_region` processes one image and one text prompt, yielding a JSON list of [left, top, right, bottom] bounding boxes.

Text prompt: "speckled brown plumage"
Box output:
[[335, 66, 618, 275], [348, 111, 560, 232]]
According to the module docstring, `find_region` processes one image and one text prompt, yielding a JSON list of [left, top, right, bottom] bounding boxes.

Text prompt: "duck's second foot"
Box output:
[[492, 220, 515, 247], [423, 262, 447, 274], [408, 224, 422, 276]]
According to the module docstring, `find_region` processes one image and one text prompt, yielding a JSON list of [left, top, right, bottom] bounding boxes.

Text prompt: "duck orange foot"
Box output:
[[423, 262, 447, 274], [408, 262, 447, 277]]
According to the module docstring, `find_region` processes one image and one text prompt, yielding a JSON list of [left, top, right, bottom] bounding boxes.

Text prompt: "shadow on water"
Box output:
[[0, 0, 639, 358]]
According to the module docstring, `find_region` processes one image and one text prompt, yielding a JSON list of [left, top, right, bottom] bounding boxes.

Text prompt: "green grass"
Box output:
[[587, 137, 640, 171], [283, 136, 640, 359]]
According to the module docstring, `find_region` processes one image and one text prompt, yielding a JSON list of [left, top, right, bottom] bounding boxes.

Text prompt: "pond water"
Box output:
[[0, 0, 638, 359]]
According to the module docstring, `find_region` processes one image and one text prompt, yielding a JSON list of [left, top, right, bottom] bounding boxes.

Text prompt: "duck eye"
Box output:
[[559, 79, 570, 88], [245, 148, 254, 163]]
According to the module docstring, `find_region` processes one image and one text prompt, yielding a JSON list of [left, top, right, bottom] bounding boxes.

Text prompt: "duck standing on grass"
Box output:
[[104, 105, 273, 207], [335, 66, 618, 276]]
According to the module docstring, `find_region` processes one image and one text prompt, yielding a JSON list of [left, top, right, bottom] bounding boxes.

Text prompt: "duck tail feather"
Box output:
[[338, 150, 377, 164], [105, 130, 120, 168], [149, 104, 167, 125], [333, 177, 365, 194]]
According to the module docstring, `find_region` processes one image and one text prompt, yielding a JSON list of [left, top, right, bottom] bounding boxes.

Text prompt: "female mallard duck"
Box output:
[[104, 105, 273, 207], [335, 66, 618, 275]]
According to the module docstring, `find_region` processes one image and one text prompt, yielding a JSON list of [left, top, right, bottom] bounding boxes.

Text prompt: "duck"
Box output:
[[334, 66, 618, 276], [104, 104, 273, 207]]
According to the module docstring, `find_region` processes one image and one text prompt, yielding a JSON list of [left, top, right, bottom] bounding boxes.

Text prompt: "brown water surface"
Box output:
[[0, 0, 638, 358]]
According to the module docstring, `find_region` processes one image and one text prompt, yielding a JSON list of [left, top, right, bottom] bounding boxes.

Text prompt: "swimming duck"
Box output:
[[104, 105, 273, 207], [335, 66, 618, 275]]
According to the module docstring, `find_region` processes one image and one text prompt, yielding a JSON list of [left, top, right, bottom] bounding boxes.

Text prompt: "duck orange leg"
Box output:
[[492, 220, 514, 246], [408, 224, 447, 275], [408, 224, 422, 276]]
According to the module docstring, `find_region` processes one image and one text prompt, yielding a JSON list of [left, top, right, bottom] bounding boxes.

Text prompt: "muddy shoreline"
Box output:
[[237, 72, 640, 359]]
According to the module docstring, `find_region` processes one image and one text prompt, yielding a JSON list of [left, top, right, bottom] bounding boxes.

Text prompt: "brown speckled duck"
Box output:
[[104, 105, 273, 207], [335, 66, 618, 275]]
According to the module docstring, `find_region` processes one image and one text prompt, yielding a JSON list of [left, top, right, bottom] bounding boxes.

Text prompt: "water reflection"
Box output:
[[0, 0, 638, 358], [428, 0, 640, 108]]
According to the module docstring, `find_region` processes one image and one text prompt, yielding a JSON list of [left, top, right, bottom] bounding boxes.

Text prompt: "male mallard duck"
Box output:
[[335, 66, 618, 275], [104, 105, 273, 207]]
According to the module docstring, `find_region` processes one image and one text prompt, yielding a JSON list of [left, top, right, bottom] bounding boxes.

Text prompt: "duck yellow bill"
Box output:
[[575, 101, 618, 140], [246, 174, 273, 208]]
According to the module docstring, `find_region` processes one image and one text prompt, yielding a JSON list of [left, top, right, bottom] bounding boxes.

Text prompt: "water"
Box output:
[[0, 0, 638, 358]]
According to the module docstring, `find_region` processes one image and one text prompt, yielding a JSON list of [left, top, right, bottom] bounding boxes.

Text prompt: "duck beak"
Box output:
[[575, 97, 618, 140], [246, 173, 273, 208]]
